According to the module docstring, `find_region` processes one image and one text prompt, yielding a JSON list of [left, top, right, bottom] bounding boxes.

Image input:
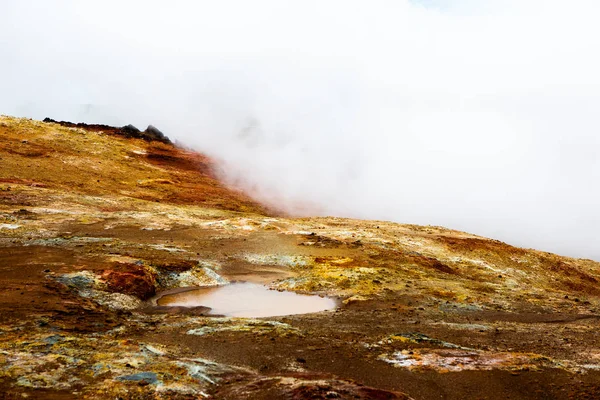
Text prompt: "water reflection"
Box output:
[[157, 282, 336, 318]]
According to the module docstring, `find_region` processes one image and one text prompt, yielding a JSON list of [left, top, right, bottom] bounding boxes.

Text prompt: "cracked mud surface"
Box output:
[[1, 116, 600, 399]]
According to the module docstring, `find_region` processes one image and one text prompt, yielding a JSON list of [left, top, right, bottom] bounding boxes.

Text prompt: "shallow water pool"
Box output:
[[157, 282, 337, 318]]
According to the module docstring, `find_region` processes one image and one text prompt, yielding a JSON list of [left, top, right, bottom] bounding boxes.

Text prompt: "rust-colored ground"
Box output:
[[1, 116, 600, 399]]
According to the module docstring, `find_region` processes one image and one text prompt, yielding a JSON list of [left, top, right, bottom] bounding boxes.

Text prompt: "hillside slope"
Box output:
[[1, 116, 599, 399], [0, 116, 270, 213]]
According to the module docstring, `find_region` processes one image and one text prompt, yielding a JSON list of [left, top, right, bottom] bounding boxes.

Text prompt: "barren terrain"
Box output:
[[1, 116, 599, 399]]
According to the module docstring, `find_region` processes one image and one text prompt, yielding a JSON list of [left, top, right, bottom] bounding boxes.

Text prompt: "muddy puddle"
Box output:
[[157, 282, 337, 317]]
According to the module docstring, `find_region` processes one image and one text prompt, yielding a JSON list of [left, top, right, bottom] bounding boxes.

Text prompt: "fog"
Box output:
[[1, 1, 599, 260]]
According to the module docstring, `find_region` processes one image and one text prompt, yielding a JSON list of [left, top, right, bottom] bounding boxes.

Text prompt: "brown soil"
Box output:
[[1, 116, 600, 399]]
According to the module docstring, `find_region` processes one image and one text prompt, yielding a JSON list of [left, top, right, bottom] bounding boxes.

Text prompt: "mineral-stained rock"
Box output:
[[55, 270, 98, 290], [101, 263, 157, 300]]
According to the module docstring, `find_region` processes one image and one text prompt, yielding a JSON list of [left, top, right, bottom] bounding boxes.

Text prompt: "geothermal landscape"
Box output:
[[1, 115, 600, 399]]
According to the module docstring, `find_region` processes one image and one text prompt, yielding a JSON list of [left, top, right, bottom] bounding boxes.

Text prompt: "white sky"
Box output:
[[1, 1, 599, 260]]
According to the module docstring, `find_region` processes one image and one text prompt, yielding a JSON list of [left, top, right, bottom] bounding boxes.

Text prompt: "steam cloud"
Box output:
[[1, 1, 599, 260]]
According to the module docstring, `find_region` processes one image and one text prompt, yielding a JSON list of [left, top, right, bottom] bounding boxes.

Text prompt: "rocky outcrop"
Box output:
[[144, 125, 169, 143], [54, 261, 227, 310], [120, 124, 142, 136], [42, 118, 172, 144], [101, 263, 157, 300]]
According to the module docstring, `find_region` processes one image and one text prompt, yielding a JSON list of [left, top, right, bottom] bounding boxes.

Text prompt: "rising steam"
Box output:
[[1, 0, 599, 260]]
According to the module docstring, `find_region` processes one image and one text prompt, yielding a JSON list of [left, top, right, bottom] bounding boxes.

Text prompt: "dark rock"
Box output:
[[119, 123, 171, 144], [144, 125, 170, 144], [13, 209, 37, 219], [121, 124, 141, 137], [43, 118, 173, 144]]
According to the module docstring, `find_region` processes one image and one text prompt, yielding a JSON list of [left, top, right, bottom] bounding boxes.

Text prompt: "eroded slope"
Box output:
[[1, 116, 600, 399]]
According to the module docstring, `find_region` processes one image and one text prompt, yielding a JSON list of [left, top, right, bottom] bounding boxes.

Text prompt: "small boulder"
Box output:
[[144, 125, 171, 144], [121, 124, 142, 138], [101, 263, 156, 300]]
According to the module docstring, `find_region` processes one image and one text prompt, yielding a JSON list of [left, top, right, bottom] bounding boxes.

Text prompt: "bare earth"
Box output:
[[1, 116, 599, 399]]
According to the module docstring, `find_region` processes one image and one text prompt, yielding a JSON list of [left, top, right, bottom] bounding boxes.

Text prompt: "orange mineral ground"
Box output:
[[1, 115, 600, 399]]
